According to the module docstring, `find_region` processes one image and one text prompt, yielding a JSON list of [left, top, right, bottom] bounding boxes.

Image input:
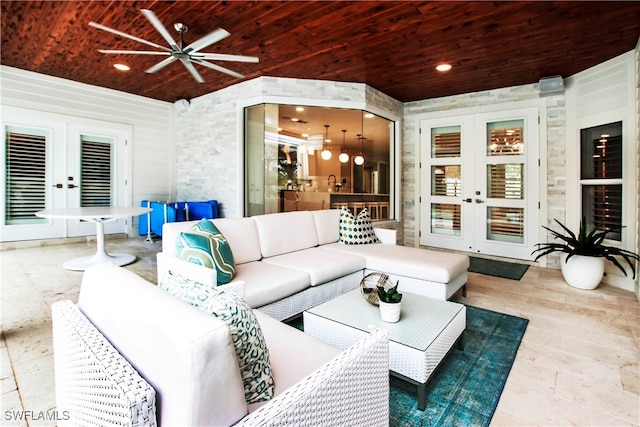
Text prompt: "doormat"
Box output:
[[468, 256, 529, 281]]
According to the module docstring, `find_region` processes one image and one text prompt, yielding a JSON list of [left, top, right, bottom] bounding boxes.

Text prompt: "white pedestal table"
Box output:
[[35, 206, 152, 271]]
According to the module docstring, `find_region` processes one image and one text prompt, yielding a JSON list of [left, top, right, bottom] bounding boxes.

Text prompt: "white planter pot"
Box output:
[[379, 301, 401, 323], [560, 253, 605, 290]]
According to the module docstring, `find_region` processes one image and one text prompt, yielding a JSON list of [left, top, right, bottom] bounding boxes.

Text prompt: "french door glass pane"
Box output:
[[431, 165, 461, 196], [487, 119, 524, 156], [81, 136, 113, 207], [5, 130, 47, 224], [431, 126, 460, 158], [487, 164, 523, 199], [431, 203, 461, 236], [487, 207, 524, 243]]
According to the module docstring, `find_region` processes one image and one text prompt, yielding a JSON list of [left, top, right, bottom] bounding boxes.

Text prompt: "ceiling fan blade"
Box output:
[[146, 56, 177, 74], [193, 59, 244, 79], [180, 58, 205, 83], [197, 53, 259, 63], [183, 28, 230, 54], [99, 50, 170, 55], [141, 9, 179, 51], [89, 21, 171, 52]]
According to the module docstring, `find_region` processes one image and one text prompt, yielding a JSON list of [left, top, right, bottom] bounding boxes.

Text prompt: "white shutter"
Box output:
[[80, 137, 112, 207], [5, 131, 47, 224]]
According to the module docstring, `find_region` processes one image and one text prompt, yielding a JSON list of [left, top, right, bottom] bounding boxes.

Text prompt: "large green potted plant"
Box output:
[[532, 218, 640, 290]]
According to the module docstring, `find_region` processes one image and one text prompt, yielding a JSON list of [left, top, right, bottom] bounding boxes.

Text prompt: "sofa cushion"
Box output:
[[261, 248, 365, 286], [78, 263, 248, 427], [339, 208, 381, 245], [247, 310, 342, 413], [177, 219, 236, 284], [253, 211, 319, 257], [212, 217, 263, 264], [312, 209, 341, 245], [324, 243, 470, 284], [235, 261, 311, 308], [160, 271, 275, 404]]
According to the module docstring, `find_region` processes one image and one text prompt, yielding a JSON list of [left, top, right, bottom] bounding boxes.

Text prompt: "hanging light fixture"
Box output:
[[321, 124, 332, 160], [354, 112, 365, 165], [339, 129, 349, 163]]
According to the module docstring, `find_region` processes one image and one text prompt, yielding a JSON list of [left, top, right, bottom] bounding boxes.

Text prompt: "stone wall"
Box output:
[[176, 77, 402, 218]]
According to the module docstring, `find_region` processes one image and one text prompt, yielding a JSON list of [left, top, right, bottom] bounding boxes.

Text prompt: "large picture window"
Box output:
[[245, 104, 395, 220]]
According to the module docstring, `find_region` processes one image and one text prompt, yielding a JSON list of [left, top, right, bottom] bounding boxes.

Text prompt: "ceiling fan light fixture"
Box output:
[[113, 63, 130, 71], [436, 63, 452, 72]]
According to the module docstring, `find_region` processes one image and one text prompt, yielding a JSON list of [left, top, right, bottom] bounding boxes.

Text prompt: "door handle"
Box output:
[[52, 183, 63, 188], [67, 184, 79, 189], [475, 198, 485, 204], [463, 198, 473, 203]]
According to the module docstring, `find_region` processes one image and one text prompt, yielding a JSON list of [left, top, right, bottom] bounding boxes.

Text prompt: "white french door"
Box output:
[[420, 107, 539, 260], [1, 107, 129, 242]]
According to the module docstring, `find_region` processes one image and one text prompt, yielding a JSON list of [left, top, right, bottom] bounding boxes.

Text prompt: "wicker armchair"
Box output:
[[52, 299, 389, 426]]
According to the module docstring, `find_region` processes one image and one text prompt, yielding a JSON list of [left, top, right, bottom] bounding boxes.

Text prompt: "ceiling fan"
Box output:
[[89, 9, 259, 83]]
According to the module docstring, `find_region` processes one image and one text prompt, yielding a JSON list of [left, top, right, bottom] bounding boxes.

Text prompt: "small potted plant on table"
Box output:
[[532, 218, 640, 290], [377, 283, 403, 322]]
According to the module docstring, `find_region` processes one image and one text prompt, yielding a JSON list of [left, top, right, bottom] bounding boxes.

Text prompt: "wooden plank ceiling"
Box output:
[[2, 1, 639, 103]]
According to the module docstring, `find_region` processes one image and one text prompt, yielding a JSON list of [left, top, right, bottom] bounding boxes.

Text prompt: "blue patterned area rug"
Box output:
[[390, 306, 528, 426]]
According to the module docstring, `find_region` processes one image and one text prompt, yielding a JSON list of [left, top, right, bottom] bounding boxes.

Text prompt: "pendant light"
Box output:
[[321, 124, 332, 160], [353, 112, 365, 165], [353, 135, 365, 166], [339, 129, 349, 163]]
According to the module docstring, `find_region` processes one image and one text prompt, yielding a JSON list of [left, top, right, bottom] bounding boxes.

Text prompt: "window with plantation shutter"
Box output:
[[580, 122, 622, 241], [487, 164, 523, 199], [4, 130, 47, 224], [81, 136, 113, 207]]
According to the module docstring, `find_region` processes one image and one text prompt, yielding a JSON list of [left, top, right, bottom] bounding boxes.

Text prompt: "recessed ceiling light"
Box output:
[[364, 113, 375, 119], [436, 63, 452, 72], [296, 106, 305, 112], [113, 63, 130, 71]]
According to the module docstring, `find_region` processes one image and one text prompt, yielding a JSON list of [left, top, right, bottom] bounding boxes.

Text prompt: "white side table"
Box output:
[[35, 206, 152, 271]]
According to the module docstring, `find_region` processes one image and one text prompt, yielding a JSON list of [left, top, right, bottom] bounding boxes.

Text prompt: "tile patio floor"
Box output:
[[1, 237, 638, 426]]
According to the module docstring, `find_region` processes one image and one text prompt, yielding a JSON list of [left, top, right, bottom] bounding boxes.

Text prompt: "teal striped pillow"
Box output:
[[176, 219, 236, 284], [159, 271, 274, 404]]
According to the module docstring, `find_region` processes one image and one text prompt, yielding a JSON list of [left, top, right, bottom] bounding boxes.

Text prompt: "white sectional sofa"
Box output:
[[52, 263, 390, 426], [157, 209, 470, 321]]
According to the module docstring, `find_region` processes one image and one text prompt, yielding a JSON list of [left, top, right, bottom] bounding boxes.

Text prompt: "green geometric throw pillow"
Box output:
[[339, 207, 381, 245], [159, 270, 274, 404], [176, 219, 236, 284]]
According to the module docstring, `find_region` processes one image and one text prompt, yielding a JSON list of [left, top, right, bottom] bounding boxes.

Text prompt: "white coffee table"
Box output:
[[304, 288, 466, 410], [35, 206, 152, 271]]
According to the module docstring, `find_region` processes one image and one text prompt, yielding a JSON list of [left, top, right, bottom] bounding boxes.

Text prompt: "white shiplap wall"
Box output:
[[0, 66, 176, 235]]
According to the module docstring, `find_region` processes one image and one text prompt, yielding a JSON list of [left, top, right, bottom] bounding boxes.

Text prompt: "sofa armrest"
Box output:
[[156, 252, 246, 298], [52, 300, 157, 427], [374, 227, 397, 244], [157, 251, 217, 287], [234, 328, 389, 426]]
